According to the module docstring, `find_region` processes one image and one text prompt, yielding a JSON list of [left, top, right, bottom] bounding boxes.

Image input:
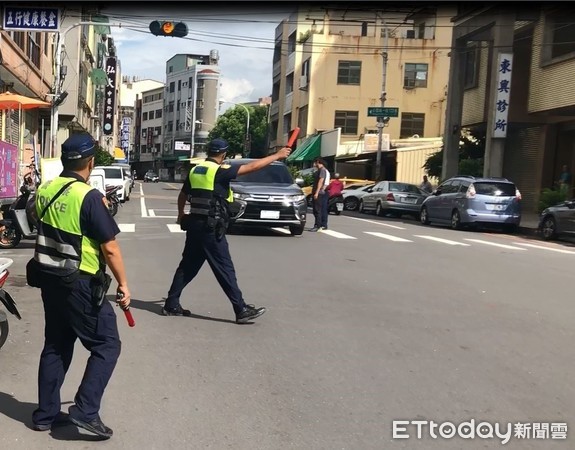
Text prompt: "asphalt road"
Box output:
[[0, 181, 573, 449]]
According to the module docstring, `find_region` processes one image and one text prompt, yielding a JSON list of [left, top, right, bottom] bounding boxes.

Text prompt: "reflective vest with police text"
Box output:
[[34, 177, 102, 275], [188, 160, 233, 218]]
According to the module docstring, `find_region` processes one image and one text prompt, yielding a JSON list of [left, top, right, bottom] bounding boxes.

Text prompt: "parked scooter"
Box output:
[[105, 185, 122, 217], [0, 258, 22, 350], [0, 184, 38, 249], [328, 194, 344, 215]]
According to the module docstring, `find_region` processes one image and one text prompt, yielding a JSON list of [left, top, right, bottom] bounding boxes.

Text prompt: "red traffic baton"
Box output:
[[116, 293, 135, 327], [287, 127, 300, 149]]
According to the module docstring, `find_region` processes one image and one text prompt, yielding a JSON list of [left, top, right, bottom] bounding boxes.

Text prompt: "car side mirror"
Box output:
[[295, 177, 304, 187], [568, 201, 575, 209], [434, 189, 442, 196]]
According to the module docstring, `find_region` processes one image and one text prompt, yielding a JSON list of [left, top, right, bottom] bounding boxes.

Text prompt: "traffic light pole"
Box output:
[[375, 21, 388, 181]]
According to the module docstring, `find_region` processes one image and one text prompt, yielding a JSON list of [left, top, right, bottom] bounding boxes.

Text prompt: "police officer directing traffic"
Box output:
[[30, 133, 131, 439], [162, 138, 291, 323]]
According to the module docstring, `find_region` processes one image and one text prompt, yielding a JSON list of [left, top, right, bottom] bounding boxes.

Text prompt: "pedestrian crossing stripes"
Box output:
[[115, 223, 574, 256]]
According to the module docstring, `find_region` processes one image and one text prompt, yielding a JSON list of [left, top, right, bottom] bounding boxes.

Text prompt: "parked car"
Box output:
[[95, 166, 131, 202], [359, 181, 429, 218], [227, 159, 307, 235], [342, 183, 375, 211], [539, 199, 575, 240], [419, 176, 521, 232], [144, 171, 160, 182], [302, 178, 373, 207]]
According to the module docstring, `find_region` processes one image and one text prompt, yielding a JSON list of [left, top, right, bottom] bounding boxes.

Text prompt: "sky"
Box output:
[[101, 5, 294, 106]]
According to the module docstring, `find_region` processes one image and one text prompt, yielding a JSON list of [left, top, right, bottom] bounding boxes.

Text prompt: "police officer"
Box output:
[[31, 133, 131, 439], [162, 138, 291, 323]]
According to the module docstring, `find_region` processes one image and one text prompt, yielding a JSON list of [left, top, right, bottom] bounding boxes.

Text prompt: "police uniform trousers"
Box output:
[[165, 219, 246, 314], [32, 277, 121, 425]]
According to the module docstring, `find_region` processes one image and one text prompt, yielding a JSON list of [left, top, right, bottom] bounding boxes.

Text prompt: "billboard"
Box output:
[[0, 140, 18, 199], [103, 57, 117, 136]]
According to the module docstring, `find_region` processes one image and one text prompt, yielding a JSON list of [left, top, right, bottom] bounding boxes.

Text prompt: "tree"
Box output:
[[423, 129, 486, 180], [207, 105, 269, 158], [94, 145, 115, 166]]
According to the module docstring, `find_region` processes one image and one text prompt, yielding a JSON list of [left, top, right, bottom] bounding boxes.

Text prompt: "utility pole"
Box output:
[[375, 20, 388, 181]]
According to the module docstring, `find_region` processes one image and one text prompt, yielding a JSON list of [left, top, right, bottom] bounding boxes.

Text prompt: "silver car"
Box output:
[[342, 183, 375, 210], [359, 181, 429, 218], [420, 176, 521, 232]]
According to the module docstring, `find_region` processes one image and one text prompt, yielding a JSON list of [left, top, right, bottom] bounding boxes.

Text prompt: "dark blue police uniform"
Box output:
[[163, 159, 248, 314], [32, 148, 121, 430]]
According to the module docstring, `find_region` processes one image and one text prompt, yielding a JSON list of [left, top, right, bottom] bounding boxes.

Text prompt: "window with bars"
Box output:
[[404, 63, 428, 88], [334, 110, 359, 135], [337, 61, 361, 85], [400, 113, 425, 138]]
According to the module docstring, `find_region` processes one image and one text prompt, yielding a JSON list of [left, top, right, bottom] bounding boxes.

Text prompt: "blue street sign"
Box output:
[[3, 7, 60, 32]]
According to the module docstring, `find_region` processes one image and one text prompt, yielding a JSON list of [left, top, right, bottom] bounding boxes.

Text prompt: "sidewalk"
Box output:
[[519, 212, 540, 236]]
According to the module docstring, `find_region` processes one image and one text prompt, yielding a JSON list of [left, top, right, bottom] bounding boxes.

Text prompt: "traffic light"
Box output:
[[149, 21, 188, 38]]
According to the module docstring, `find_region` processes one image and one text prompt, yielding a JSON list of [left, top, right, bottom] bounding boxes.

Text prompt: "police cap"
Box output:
[[207, 138, 229, 153], [61, 133, 96, 160]]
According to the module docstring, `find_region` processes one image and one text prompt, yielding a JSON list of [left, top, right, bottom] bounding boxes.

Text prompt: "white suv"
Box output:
[[96, 166, 131, 202]]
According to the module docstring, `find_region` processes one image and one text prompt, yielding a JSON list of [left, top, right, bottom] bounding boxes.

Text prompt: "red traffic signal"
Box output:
[[149, 21, 188, 38]]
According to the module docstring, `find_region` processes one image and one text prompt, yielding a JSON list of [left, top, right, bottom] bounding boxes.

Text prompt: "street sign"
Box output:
[[3, 6, 60, 32], [368, 107, 399, 118]]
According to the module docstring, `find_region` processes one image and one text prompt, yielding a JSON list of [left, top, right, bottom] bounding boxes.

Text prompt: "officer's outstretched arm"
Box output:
[[237, 147, 291, 176], [101, 239, 131, 307]]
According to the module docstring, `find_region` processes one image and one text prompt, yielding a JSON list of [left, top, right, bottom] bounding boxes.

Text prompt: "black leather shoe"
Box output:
[[162, 305, 192, 317], [33, 412, 70, 431], [236, 304, 266, 324], [69, 415, 113, 439]]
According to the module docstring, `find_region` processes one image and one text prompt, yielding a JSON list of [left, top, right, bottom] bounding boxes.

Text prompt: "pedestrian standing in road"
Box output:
[[29, 133, 131, 439], [419, 175, 433, 194], [558, 164, 572, 197], [162, 138, 291, 323], [309, 157, 330, 231]]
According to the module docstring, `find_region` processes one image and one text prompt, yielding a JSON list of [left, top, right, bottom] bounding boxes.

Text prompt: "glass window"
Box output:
[[234, 164, 293, 183], [473, 182, 516, 196], [334, 110, 359, 135], [337, 61, 362, 85], [400, 113, 425, 138], [404, 63, 428, 88], [142, 112, 148, 121]]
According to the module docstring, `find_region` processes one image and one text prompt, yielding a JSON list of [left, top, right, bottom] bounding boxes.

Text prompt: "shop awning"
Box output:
[[286, 134, 321, 162]]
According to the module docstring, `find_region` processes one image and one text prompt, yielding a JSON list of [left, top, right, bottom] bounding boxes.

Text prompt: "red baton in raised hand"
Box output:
[[116, 292, 135, 327]]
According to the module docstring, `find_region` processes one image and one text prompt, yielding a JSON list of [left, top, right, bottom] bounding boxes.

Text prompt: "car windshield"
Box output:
[[233, 164, 293, 184], [389, 182, 421, 194], [102, 168, 122, 179], [473, 182, 516, 196]]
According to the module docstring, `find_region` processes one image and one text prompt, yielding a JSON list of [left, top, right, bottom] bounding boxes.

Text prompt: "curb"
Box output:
[[519, 226, 539, 237]]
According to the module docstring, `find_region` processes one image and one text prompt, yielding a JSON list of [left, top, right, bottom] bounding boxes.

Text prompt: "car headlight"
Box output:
[[287, 194, 306, 202], [233, 192, 250, 200]]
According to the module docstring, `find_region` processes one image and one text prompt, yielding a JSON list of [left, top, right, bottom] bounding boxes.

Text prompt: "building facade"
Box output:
[[161, 52, 221, 177], [270, 5, 455, 177], [444, 5, 575, 212], [132, 85, 164, 176]]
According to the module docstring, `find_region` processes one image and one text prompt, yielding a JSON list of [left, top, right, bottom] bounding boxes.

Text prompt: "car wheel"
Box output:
[[451, 209, 461, 230], [541, 216, 557, 240], [375, 202, 384, 217], [290, 224, 305, 236], [0, 224, 22, 249], [344, 197, 358, 211], [504, 224, 518, 234], [420, 206, 430, 225]]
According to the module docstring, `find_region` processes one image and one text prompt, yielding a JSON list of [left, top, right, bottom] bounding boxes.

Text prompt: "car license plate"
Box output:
[[401, 197, 417, 204], [336, 203, 344, 211], [486, 204, 506, 211], [260, 210, 280, 219]]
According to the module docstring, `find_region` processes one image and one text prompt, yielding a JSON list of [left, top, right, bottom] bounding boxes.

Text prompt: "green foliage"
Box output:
[[207, 105, 269, 157], [287, 165, 314, 186], [538, 188, 567, 213], [94, 145, 114, 166], [423, 130, 486, 180]]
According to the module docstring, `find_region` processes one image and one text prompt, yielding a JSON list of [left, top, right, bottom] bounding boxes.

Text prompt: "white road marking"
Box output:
[[167, 224, 185, 233], [139, 183, 148, 218], [344, 216, 406, 230], [118, 224, 135, 233], [148, 215, 177, 219], [414, 235, 470, 246], [271, 227, 291, 235], [518, 243, 575, 254], [364, 232, 412, 242], [319, 229, 357, 239], [148, 209, 156, 217], [464, 239, 526, 250]]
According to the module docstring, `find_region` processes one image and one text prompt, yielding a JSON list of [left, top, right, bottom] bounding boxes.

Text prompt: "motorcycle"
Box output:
[[328, 194, 344, 215], [105, 185, 122, 217], [0, 258, 22, 350], [0, 184, 38, 249]]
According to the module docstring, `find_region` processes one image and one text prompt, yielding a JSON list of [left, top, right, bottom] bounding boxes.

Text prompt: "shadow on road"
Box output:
[[0, 392, 102, 441], [128, 298, 238, 324]]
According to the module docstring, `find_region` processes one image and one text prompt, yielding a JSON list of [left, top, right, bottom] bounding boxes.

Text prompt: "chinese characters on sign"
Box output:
[[493, 53, 513, 138], [103, 58, 117, 136], [120, 117, 131, 156], [0, 140, 19, 199], [3, 7, 60, 32]]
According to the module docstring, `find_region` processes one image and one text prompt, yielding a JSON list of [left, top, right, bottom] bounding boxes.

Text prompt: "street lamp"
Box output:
[[220, 100, 250, 155]]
